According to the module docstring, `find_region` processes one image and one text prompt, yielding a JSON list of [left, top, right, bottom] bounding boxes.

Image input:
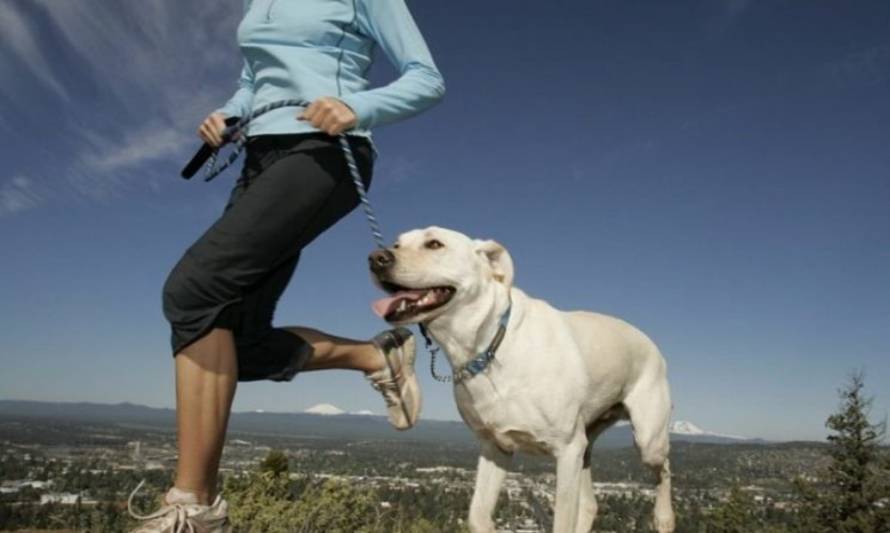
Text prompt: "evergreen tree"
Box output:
[[260, 449, 290, 477], [705, 485, 762, 532], [794, 371, 889, 532]]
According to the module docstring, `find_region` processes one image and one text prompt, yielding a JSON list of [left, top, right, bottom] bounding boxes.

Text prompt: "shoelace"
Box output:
[[369, 374, 401, 407], [369, 333, 406, 407], [127, 479, 198, 533]]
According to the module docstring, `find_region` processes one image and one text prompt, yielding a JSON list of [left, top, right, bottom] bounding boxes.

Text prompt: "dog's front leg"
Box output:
[[468, 440, 512, 533], [552, 435, 587, 533]]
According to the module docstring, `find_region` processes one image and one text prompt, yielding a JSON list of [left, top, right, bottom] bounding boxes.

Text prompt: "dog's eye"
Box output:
[[392, 242, 400, 249], [425, 239, 444, 250]]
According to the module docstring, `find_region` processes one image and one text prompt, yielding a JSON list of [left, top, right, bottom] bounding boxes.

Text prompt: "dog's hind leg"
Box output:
[[468, 440, 512, 533], [625, 376, 675, 533]]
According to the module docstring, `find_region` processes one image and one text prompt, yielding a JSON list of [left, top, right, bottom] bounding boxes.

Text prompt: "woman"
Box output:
[[128, 0, 444, 530]]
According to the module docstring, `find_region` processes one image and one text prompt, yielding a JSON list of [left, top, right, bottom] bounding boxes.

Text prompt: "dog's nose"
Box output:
[[368, 249, 395, 272]]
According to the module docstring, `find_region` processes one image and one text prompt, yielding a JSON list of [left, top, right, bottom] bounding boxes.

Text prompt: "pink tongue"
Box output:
[[371, 290, 426, 318]]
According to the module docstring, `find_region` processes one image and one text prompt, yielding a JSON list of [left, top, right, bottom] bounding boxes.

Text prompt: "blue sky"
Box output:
[[1, 0, 888, 442]]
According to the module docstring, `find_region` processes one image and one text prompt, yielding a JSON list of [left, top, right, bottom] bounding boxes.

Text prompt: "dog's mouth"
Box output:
[[372, 281, 456, 322]]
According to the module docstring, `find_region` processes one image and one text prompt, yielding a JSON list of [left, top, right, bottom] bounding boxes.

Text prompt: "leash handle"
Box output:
[[179, 98, 387, 249], [185, 98, 314, 182], [180, 116, 241, 179]]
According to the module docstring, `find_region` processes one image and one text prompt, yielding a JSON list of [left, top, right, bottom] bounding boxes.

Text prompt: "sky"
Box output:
[[1, 0, 888, 442]]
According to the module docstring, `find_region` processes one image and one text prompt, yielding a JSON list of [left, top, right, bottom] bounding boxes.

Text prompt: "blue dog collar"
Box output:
[[420, 299, 512, 384]]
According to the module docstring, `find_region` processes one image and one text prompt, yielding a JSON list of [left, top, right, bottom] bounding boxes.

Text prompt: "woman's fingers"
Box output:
[[301, 100, 330, 131], [320, 113, 341, 135], [299, 100, 321, 124], [298, 97, 357, 135], [197, 112, 227, 147], [210, 113, 228, 144], [208, 113, 227, 146], [198, 123, 215, 148]]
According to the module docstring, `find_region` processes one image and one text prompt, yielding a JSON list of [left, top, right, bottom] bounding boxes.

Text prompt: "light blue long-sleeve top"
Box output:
[[214, 0, 445, 139]]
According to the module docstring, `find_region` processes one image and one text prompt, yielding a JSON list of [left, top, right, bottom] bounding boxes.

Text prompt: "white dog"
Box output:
[[368, 226, 675, 533]]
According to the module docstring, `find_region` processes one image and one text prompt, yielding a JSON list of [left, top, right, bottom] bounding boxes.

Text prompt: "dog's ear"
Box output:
[[474, 239, 514, 288]]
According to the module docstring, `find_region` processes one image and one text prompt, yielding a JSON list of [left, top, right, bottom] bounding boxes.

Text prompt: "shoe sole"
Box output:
[[384, 328, 420, 430]]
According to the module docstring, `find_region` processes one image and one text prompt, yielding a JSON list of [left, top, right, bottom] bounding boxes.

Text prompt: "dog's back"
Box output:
[[559, 308, 667, 393]]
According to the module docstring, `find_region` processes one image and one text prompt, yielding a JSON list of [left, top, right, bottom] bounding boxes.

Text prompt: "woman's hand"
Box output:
[[298, 97, 358, 135], [197, 112, 229, 148]]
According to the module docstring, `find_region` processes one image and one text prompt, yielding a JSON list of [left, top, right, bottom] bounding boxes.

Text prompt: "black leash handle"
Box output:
[[178, 99, 387, 249], [180, 99, 313, 181], [180, 116, 240, 179]]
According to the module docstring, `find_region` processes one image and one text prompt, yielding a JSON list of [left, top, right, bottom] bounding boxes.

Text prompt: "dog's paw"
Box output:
[[652, 511, 676, 533]]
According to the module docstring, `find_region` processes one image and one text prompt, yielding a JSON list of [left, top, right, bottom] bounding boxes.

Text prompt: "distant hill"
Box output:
[[0, 399, 767, 448]]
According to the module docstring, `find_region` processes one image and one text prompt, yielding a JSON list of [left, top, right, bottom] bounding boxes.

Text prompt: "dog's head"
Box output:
[[368, 226, 513, 325]]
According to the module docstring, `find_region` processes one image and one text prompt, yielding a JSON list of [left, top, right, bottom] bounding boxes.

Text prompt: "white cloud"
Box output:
[[0, 1, 245, 212], [0, 175, 46, 217], [0, 3, 70, 102], [39, 1, 236, 131], [376, 154, 421, 187], [58, 125, 195, 201], [84, 125, 193, 174]]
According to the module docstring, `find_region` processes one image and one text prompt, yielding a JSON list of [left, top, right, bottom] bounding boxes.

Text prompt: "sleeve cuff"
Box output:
[[214, 102, 242, 119], [337, 93, 374, 130]]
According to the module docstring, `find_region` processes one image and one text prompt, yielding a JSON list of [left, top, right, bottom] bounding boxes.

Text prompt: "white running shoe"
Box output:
[[367, 327, 421, 430], [127, 480, 232, 533]]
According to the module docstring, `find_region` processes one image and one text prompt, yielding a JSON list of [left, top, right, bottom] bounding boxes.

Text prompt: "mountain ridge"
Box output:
[[0, 399, 770, 447]]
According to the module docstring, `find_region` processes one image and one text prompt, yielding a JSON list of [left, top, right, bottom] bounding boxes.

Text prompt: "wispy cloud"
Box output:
[[0, 3, 69, 103], [82, 125, 194, 175], [825, 44, 890, 88], [0, 1, 244, 212], [376, 154, 422, 188], [0, 176, 47, 217]]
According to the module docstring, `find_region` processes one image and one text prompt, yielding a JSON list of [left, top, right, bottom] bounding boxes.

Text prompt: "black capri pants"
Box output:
[[162, 132, 374, 382]]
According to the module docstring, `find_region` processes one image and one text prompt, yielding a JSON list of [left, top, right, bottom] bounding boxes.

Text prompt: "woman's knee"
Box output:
[[161, 260, 191, 322]]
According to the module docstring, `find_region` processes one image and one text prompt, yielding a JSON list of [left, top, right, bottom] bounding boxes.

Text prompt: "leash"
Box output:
[[418, 324, 451, 383], [180, 99, 511, 384], [418, 299, 512, 384], [180, 98, 386, 250]]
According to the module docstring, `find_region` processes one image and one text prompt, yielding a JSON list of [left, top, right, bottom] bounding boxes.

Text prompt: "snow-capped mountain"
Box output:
[[0, 400, 775, 447], [304, 403, 345, 416], [670, 420, 749, 441], [303, 404, 376, 416]]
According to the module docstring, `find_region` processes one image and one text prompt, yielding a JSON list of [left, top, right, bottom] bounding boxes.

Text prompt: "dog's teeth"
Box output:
[[398, 300, 407, 312]]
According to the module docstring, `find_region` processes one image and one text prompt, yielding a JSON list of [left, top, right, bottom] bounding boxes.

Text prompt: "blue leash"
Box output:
[[181, 99, 498, 384], [186, 98, 386, 250]]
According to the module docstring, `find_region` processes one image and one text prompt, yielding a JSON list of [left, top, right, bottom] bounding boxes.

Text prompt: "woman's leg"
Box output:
[[222, 137, 417, 428], [226, 135, 385, 382], [168, 326, 391, 506], [283, 327, 384, 373], [172, 328, 238, 505], [157, 134, 405, 516]]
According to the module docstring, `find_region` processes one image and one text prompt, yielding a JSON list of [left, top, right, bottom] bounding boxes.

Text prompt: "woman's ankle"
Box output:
[[166, 484, 213, 506]]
